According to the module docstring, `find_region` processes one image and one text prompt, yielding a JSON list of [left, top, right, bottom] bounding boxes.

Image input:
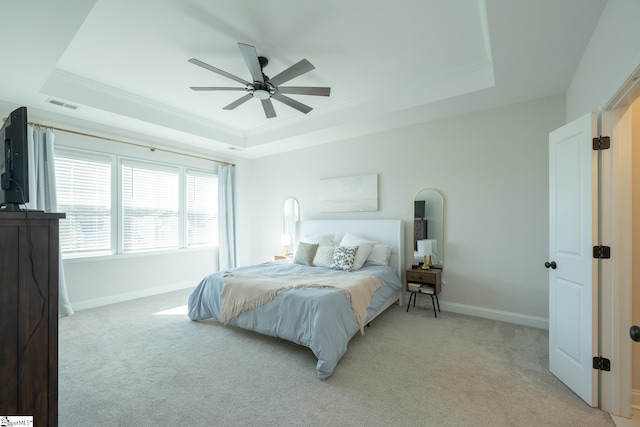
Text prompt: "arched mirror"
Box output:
[[282, 197, 299, 255], [413, 188, 444, 268]]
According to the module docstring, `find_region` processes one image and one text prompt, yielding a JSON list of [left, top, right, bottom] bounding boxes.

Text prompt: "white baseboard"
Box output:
[[439, 301, 549, 330], [71, 281, 196, 312], [632, 388, 640, 412], [74, 286, 550, 330]]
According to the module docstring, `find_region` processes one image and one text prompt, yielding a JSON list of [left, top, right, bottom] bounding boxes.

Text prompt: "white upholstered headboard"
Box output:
[[297, 219, 404, 278]]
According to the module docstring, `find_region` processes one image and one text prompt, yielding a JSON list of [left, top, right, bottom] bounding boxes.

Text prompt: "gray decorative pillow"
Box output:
[[330, 246, 359, 272], [293, 242, 319, 266]]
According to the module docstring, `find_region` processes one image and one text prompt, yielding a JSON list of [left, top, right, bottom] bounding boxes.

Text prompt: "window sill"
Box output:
[[62, 246, 217, 264]]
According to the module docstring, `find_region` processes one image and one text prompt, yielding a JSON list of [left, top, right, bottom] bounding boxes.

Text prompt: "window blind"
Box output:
[[121, 162, 179, 252], [186, 171, 218, 246], [55, 154, 112, 256]]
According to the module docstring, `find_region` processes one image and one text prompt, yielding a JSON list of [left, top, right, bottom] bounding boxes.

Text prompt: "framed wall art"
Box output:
[[318, 173, 378, 212]]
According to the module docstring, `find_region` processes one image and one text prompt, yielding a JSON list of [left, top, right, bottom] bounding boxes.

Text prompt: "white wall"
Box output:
[[237, 95, 565, 327], [566, 0, 640, 121], [64, 249, 216, 310]]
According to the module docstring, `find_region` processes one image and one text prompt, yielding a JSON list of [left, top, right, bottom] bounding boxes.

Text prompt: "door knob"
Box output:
[[544, 261, 557, 269], [631, 326, 640, 343]]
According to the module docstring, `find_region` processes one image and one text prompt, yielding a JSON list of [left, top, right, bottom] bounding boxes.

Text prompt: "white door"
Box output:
[[548, 113, 598, 406]]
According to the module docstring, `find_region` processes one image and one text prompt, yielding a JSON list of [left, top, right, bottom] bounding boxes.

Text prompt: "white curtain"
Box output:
[[218, 164, 237, 270], [27, 126, 74, 317]]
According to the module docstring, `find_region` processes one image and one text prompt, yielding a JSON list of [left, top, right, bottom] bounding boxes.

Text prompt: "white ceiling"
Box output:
[[0, 0, 607, 159]]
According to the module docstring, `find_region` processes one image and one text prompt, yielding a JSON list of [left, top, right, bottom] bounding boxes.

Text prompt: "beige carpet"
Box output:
[[58, 289, 615, 426]]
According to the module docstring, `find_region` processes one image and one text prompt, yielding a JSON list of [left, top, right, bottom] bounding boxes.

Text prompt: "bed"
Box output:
[[187, 219, 404, 379]]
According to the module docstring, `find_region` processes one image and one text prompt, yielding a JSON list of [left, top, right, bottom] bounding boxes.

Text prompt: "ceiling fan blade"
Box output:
[[190, 87, 247, 91], [272, 93, 312, 114], [238, 43, 264, 83], [261, 99, 277, 119], [223, 94, 253, 110], [268, 59, 315, 86], [277, 86, 331, 96], [188, 58, 250, 86]]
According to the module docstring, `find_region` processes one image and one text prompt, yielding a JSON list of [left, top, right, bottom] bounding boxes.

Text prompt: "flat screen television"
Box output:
[[414, 200, 425, 219], [0, 106, 29, 211]]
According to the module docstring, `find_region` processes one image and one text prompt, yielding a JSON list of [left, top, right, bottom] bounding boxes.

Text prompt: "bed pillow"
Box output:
[[301, 233, 334, 246], [330, 246, 359, 272], [331, 233, 345, 246], [339, 232, 376, 270], [293, 242, 319, 266], [312, 245, 335, 267], [365, 244, 392, 266]]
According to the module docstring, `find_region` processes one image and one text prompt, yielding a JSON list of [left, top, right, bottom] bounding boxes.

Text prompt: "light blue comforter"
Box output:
[[187, 261, 402, 379]]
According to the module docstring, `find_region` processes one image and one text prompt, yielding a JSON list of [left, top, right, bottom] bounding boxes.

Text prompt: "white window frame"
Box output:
[[119, 157, 182, 254], [55, 147, 116, 259]]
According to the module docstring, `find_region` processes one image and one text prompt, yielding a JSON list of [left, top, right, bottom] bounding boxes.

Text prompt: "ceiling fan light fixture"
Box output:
[[253, 89, 271, 100], [189, 42, 330, 118]]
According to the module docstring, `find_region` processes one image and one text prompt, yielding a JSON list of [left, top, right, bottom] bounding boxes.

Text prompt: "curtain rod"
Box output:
[[27, 120, 236, 167]]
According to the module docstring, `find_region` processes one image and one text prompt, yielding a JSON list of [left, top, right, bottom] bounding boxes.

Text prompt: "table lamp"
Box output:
[[281, 234, 292, 256], [417, 239, 436, 270]]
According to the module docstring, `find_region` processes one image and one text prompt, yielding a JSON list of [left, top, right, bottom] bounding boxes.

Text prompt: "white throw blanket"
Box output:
[[220, 273, 381, 334]]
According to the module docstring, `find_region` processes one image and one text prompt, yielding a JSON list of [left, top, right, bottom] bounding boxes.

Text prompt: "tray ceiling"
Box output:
[[0, 0, 606, 158]]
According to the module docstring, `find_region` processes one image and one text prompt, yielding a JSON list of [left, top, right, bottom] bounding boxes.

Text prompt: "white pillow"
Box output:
[[366, 244, 392, 266], [313, 246, 335, 267], [331, 233, 344, 246], [339, 232, 376, 271], [301, 233, 334, 246]]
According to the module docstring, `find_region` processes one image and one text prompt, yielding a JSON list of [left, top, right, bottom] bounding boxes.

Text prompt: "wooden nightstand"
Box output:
[[406, 268, 441, 317], [271, 254, 293, 261]]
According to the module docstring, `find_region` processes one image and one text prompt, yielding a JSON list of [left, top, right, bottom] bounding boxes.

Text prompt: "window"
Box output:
[[54, 145, 219, 259], [186, 171, 218, 246], [121, 161, 179, 252], [55, 151, 112, 257]]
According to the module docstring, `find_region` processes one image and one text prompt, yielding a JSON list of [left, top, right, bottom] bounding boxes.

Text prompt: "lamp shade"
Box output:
[[281, 234, 292, 246], [417, 239, 436, 257]]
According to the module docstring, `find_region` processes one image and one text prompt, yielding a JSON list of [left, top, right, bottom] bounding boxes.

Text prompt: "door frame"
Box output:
[[599, 64, 640, 417]]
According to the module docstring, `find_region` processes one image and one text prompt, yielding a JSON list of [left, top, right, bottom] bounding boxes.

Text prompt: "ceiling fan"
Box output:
[[189, 42, 331, 119]]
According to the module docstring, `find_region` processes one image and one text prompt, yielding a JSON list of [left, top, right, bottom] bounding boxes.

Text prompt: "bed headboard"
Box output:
[[297, 219, 404, 278]]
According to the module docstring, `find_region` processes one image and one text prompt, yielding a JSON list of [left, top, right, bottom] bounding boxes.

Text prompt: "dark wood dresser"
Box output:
[[414, 219, 428, 249], [0, 211, 64, 427]]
